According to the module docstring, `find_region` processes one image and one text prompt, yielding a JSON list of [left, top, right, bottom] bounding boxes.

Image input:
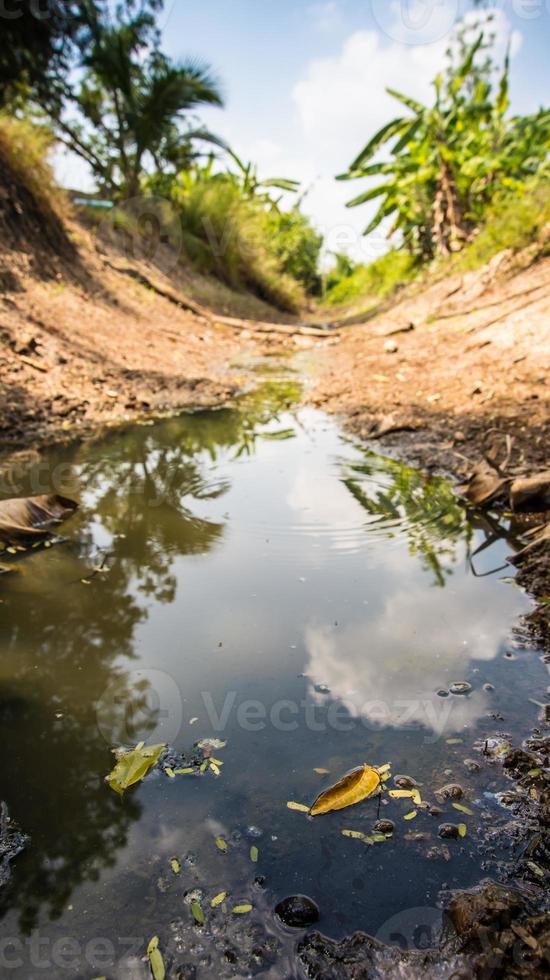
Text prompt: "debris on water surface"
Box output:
[[191, 900, 204, 925], [211, 891, 227, 908], [309, 764, 381, 816], [314, 683, 330, 694], [147, 936, 165, 980], [449, 682, 472, 695], [0, 494, 78, 546], [438, 823, 460, 839], [287, 801, 310, 813], [105, 742, 165, 798], [196, 737, 227, 754]]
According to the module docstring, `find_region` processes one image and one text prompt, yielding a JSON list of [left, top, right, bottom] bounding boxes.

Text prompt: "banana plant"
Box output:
[[338, 29, 550, 259]]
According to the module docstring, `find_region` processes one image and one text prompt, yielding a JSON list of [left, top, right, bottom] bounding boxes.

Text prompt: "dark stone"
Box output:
[[435, 783, 464, 802], [373, 819, 394, 835], [502, 748, 538, 774], [275, 895, 320, 928], [0, 802, 28, 889], [394, 774, 417, 789], [438, 823, 460, 839], [445, 881, 526, 937], [429, 805, 443, 816]]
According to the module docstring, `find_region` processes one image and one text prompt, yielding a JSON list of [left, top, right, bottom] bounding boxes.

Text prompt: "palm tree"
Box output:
[[47, 6, 224, 197]]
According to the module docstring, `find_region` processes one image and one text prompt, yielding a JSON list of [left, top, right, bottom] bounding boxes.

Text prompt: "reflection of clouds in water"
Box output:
[[286, 463, 366, 551], [304, 577, 524, 735]]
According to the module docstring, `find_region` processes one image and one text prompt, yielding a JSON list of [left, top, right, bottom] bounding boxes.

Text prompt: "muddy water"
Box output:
[[0, 381, 546, 978]]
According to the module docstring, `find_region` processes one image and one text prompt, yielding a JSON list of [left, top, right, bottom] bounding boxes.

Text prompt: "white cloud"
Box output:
[[292, 7, 523, 257]]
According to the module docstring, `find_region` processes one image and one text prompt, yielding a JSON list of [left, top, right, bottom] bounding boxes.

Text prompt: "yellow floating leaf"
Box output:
[[210, 763, 221, 776], [147, 936, 165, 980], [250, 846, 259, 862], [452, 802, 474, 815], [170, 858, 181, 874], [458, 823, 467, 837], [211, 891, 227, 908], [341, 829, 366, 840], [210, 758, 224, 766], [376, 763, 391, 774], [389, 789, 415, 799], [165, 768, 175, 779], [105, 742, 165, 798], [232, 904, 253, 914], [404, 810, 417, 820], [528, 768, 542, 776], [173, 767, 194, 775], [527, 861, 545, 877], [309, 764, 380, 816], [446, 738, 463, 745], [411, 789, 422, 806], [287, 801, 309, 813], [215, 836, 228, 852], [381, 773, 391, 782], [313, 768, 330, 775]]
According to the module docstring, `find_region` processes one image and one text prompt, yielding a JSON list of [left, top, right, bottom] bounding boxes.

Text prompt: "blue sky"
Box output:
[[56, 0, 550, 261]]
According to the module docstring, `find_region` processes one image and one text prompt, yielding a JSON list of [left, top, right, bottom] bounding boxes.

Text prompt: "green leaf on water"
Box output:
[[165, 768, 175, 779], [341, 829, 366, 840], [528, 768, 542, 776], [210, 758, 224, 766], [452, 802, 474, 815], [250, 846, 259, 862], [458, 823, 467, 837], [404, 810, 417, 820], [170, 858, 181, 874], [191, 900, 205, 924], [105, 742, 165, 798], [232, 904, 253, 914], [200, 761, 208, 773], [215, 836, 228, 852], [446, 738, 463, 745], [211, 891, 227, 907], [147, 936, 165, 980], [210, 762, 221, 776], [527, 861, 545, 877], [173, 767, 194, 775]]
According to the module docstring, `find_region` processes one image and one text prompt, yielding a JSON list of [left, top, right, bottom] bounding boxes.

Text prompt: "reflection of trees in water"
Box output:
[[0, 387, 300, 932], [342, 454, 472, 586]]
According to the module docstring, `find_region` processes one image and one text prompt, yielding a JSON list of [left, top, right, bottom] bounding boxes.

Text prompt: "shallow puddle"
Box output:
[[0, 382, 546, 978]]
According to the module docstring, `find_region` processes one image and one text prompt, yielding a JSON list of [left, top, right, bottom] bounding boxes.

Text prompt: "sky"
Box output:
[[55, 0, 550, 262]]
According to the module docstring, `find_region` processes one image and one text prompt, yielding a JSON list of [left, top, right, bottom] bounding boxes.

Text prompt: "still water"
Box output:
[[0, 381, 546, 978]]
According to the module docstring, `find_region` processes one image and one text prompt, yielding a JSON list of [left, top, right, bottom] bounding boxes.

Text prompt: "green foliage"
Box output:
[[339, 23, 550, 260], [0, 113, 66, 222], [451, 175, 550, 271], [325, 249, 417, 307], [265, 209, 323, 294], [148, 165, 305, 312], [0, 1, 104, 106], [41, 1, 224, 197]]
